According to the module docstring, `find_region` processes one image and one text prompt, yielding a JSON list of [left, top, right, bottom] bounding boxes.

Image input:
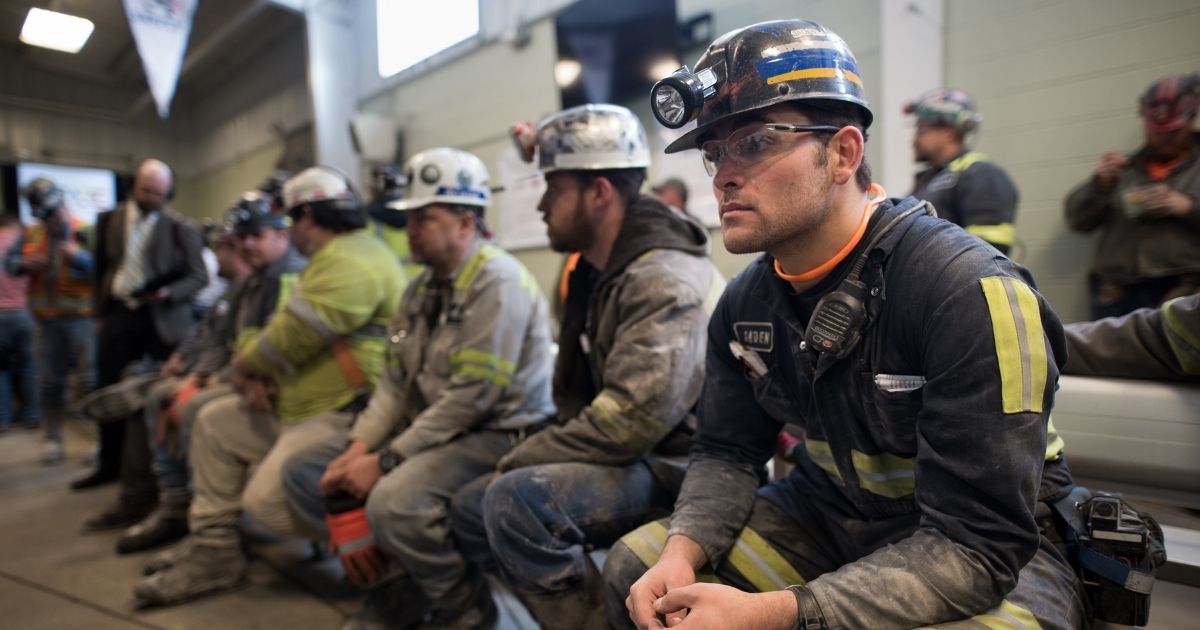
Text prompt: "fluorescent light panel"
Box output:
[[20, 7, 95, 54]]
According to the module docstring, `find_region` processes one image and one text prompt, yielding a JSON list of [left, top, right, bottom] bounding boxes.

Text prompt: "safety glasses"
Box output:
[[699, 123, 841, 176]]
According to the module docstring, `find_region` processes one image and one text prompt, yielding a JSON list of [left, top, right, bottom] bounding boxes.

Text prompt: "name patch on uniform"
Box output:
[[734, 321, 774, 352]]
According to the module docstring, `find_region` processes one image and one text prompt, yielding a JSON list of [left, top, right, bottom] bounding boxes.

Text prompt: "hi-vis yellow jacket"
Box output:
[[241, 229, 406, 421]]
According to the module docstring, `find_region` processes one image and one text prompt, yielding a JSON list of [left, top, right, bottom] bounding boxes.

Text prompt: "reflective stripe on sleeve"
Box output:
[[980, 276, 1049, 413]]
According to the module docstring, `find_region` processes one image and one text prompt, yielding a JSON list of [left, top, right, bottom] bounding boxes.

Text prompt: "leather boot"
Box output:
[[133, 528, 248, 608], [117, 509, 189, 554]]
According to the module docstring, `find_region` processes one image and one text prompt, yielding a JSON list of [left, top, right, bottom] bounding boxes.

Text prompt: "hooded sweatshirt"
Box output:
[[498, 194, 725, 471]]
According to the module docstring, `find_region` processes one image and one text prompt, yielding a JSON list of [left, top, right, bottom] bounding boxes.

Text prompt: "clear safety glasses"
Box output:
[[699, 123, 841, 176]]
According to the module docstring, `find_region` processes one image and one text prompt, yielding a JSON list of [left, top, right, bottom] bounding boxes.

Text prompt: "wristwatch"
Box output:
[[378, 449, 402, 474], [787, 585, 828, 630]]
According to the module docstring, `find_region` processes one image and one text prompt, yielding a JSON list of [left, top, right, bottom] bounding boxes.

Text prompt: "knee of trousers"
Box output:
[[480, 469, 550, 537], [242, 470, 293, 533], [364, 475, 447, 549]]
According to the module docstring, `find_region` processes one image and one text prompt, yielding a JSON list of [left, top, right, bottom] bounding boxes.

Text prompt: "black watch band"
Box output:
[[787, 584, 827, 630], [378, 449, 402, 474]]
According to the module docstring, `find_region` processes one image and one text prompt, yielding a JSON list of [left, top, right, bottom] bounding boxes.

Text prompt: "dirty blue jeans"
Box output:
[[38, 317, 96, 441], [451, 460, 682, 595], [0, 309, 38, 429]]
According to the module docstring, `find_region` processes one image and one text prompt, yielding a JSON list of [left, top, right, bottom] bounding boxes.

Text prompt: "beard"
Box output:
[[546, 196, 593, 254], [721, 158, 837, 256]]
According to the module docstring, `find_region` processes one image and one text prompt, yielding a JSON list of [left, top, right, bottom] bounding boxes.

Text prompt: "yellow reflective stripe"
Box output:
[[1045, 416, 1065, 461], [619, 521, 668, 568], [948, 151, 988, 172], [1163, 297, 1200, 375], [519, 266, 540, 302], [968, 599, 1044, 630], [727, 527, 806, 591], [453, 244, 502, 292], [767, 67, 863, 88], [588, 394, 660, 451], [966, 223, 1016, 247], [453, 364, 512, 387], [850, 450, 915, 499], [804, 439, 841, 480], [451, 349, 515, 375], [980, 277, 1048, 414]]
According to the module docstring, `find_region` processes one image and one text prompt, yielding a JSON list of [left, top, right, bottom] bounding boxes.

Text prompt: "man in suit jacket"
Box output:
[[76, 159, 207, 522]]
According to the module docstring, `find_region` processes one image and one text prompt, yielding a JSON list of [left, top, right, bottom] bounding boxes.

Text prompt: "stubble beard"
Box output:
[[723, 162, 836, 256]]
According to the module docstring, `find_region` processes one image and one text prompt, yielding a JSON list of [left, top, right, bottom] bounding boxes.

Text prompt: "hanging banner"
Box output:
[[123, 0, 198, 118]]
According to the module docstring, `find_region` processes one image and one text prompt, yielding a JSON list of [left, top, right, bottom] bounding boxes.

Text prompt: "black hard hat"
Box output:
[[650, 19, 872, 153], [21, 178, 65, 219], [226, 192, 289, 236]]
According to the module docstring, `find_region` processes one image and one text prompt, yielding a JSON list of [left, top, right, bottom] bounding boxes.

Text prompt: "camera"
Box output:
[[1076, 492, 1166, 626]]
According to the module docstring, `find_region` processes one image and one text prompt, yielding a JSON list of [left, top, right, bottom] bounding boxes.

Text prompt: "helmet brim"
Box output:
[[663, 122, 715, 154]]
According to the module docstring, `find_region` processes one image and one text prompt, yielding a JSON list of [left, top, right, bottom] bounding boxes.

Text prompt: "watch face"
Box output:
[[379, 451, 399, 473]]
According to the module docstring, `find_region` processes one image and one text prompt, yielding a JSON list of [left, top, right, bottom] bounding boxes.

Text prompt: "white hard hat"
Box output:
[[390, 148, 492, 212], [282, 166, 359, 214], [536, 104, 651, 173]]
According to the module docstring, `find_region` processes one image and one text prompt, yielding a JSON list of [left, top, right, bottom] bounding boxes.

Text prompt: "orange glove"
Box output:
[[325, 494, 389, 587]]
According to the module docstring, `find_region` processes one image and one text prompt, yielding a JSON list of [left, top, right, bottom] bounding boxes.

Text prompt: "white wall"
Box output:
[[358, 1, 887, 299], [944, 0, 1200, 323]]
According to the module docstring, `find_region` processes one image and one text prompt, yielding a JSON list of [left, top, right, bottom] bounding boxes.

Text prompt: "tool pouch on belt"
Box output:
[[325, 492, 390, 587], [1051, 486, 1167, 626]]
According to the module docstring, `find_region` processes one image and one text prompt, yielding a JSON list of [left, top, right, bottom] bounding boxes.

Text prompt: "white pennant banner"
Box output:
[[123, 0, 199, 118]]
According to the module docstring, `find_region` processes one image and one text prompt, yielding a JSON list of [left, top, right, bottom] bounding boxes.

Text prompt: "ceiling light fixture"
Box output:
[[20, 8, 95, 54]]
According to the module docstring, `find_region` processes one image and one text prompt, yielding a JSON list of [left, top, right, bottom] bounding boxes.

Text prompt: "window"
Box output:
[[377, 0, 480, 78]]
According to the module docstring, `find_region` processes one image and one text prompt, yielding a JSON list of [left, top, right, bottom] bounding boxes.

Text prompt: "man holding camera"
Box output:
[[13, 178, 97, 464], [86, 159, 208, 495]]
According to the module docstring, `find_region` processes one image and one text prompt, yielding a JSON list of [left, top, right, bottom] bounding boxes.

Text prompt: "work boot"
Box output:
[[424, 570, 498, 630], [143, 537, 196, 576], [513, 561, 607, 630], [69, 467, 119, 491], [117, 509, 189, 554], [341, 574, 433, 630], [82, 499, 156, 532], [133, 529, 247, 608]]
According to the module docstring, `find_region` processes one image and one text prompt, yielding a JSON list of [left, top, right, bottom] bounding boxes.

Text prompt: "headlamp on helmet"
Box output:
[[648, 20, 873, 155], [651, 65, 720, 129], [227, 191, 289, 236]]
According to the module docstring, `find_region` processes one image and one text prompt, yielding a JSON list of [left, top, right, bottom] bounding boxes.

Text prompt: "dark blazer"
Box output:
[[93, 201, 208, 346]]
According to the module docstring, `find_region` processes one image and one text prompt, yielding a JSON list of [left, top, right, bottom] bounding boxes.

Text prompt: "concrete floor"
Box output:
[[0, 419, 536, 630], [1, 419, 1196, 629]]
